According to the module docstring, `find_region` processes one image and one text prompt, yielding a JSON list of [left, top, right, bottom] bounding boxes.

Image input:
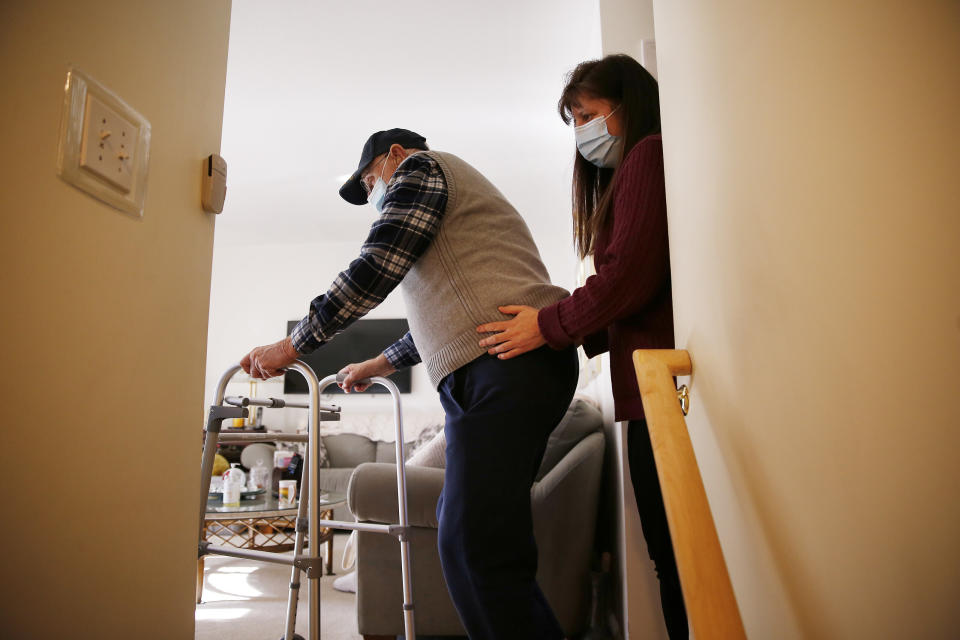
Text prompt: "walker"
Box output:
[[197, 361, 416, 639]]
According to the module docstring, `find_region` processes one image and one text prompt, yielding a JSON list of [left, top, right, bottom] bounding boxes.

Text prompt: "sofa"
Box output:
[[319, 434, 415, 522], [346, 399, 605, 638]]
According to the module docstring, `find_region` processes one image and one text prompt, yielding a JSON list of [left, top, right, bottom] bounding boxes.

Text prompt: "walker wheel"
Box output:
[[277, 635, 305, 640]]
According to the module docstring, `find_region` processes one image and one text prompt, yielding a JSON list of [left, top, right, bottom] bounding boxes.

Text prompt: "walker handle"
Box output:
[[336, 373, 373, 386]]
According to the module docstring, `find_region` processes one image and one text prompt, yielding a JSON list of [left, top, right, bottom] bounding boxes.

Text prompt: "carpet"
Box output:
[[196, 531, 361, 640]]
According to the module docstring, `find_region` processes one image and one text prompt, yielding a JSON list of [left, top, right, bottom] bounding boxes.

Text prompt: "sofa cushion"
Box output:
[[348, 462, 445, 527], [534, 399, 603, 481], [318, 467, 355, 522], [375, 440, 415, 463], [318, 467, 354, 493], [323, 433, 378, 468]]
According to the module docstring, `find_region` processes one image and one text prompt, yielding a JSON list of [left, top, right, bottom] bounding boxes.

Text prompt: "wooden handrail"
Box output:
[[633, 349, 746, 640]]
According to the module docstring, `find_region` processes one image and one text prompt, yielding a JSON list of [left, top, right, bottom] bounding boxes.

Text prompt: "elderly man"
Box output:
[[241, 128, 577, 639]]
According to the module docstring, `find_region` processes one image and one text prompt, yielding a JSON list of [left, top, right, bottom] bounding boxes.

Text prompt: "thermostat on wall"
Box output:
[[202, 154, 227, 213]]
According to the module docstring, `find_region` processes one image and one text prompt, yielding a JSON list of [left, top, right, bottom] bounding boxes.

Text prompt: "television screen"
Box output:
[[283, 318, 412, 394]]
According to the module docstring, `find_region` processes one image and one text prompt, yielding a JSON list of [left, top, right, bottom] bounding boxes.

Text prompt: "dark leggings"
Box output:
[[628, 419, 689, 639]]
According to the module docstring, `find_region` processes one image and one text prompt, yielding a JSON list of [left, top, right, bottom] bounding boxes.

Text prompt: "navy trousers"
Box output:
[[435, 346, 579, 640]]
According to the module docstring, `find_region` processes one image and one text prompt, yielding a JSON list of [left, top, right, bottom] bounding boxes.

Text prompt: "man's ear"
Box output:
[[389, 143, 405, 161]]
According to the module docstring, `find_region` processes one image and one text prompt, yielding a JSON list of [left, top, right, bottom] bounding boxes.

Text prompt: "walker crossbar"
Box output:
[[198, 361, 416, 640], [224, 394, 342, 413], [199, 543, 327, 575], [214, 424, 339, 445]]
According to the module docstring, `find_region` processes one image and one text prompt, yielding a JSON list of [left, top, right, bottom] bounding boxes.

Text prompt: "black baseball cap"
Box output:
[[339, 128, 429, 205]]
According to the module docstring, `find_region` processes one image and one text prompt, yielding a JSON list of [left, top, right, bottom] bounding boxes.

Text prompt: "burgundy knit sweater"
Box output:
[[538, 134, 674, 421]]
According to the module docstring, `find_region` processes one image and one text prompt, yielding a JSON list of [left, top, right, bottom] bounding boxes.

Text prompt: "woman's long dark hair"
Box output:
[[559, 54, 661, 258]]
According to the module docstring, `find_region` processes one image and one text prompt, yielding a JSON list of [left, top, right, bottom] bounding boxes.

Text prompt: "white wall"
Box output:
[[600, 0, 655, 60], [653, 1, 960, 638], [0, 1, 231, 638]]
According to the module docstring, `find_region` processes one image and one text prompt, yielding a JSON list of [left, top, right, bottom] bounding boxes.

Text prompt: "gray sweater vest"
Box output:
[[402, 151, 568, 387]]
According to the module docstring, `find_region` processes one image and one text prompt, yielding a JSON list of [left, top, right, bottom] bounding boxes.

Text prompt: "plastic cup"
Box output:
[[278, 480, 297, 508]]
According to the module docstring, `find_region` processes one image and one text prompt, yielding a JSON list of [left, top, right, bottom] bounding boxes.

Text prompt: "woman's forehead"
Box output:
[[567, 92, 587, 110], [570, 91, 608, 110]]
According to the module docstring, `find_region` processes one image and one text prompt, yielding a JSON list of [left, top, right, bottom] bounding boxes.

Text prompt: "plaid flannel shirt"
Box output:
[[290, 152, 447, 370]]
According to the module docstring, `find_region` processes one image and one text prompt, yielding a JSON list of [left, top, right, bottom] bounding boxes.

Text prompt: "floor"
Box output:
[[195, 531, 361, 640]]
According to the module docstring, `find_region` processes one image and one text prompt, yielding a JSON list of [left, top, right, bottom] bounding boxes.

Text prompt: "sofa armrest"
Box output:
[[348, 462, 444, 528], [530, 430, 605, 634]]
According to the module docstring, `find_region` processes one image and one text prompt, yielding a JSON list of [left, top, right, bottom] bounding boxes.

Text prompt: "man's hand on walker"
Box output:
[[476, 305, 546, 360], [338, 354, 396, 393], [240, 336, 299, 379]]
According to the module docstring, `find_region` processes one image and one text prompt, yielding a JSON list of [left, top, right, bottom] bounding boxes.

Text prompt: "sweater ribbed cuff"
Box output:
[[537, 303, 574, 350]]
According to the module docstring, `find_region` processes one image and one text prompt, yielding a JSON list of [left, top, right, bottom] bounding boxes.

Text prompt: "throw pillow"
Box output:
[[408, 428, 446, 468]]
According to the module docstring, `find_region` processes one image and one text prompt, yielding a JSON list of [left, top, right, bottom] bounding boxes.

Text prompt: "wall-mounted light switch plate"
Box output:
[[57, 67, 151, 216], [80, 93, 138, 193]]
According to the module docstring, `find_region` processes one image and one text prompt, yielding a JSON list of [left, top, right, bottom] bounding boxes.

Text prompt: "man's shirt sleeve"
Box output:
[[383, 331, 422, 370], [290, 153, 447, 355]]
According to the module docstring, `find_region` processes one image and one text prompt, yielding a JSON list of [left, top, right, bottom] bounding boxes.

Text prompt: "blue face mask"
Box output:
[[369, 177, 387, 213], [574, 107, 623, 168], [367, 154, 391, 213]]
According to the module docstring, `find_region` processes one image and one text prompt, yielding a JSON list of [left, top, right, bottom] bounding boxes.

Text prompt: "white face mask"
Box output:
[[367, 155, 390, 213], [574, 106, 623, 168]]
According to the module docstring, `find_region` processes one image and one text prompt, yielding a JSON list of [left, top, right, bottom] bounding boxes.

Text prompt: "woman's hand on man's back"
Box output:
[[476, 305, 546, 360]]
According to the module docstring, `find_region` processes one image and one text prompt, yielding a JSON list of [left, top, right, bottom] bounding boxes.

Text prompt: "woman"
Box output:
[[476, 54, 687, 639]]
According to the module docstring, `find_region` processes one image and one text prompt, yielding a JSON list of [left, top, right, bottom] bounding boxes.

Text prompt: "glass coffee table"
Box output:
[[197, 489, 346, 603]]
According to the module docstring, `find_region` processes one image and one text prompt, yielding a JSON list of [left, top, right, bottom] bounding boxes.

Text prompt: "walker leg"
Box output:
[[388, 388, 415, 639], [198, 404, 247, 539], [283, 460, 310, 640], [307, 409, 321, 640], [400, 535, 416, 639], [198, 429, 220, 538]]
